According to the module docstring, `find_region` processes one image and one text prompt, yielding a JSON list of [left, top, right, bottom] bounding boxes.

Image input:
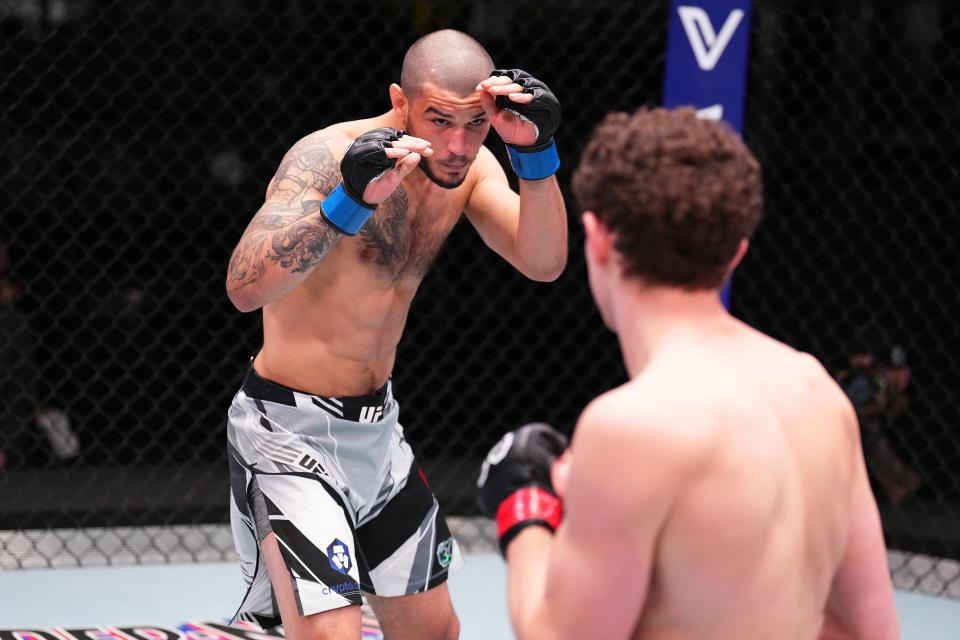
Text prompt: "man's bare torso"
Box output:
[[254, 116, 474, 397], [619, 326, 857, 639]]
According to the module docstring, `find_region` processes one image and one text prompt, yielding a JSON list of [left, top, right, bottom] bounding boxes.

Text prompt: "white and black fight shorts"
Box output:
[[226, 365, 463, 627]]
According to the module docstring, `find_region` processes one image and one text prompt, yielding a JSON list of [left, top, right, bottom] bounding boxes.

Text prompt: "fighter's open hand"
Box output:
[[477, 69, 561, 151], [340, 128, 433, 207]]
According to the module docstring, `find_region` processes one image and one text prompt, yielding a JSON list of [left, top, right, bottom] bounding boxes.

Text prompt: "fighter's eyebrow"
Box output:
[[424, 107, 487, 119]]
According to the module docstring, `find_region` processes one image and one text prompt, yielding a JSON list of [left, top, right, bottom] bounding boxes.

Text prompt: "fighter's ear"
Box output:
[[583, 211, 613, 266], [389, 83, 409, 123], [727, 238, 749, 273]]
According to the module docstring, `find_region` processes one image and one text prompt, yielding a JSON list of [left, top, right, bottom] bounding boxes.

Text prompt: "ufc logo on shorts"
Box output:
[[358, 405, 383, 423], [678, 5, 744, 71]]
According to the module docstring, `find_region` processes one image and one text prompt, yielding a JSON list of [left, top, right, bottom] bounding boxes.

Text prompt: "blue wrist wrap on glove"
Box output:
[[507, 141, 560, 181], [320, 183, 376, 236]]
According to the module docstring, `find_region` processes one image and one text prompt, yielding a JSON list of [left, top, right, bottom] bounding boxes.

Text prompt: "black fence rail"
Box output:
[[1, 0, 958, 597]]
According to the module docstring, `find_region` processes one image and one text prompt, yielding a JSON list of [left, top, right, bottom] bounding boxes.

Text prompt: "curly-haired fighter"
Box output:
[[478, 107, 898, 640], [224, 29, 567, 640]]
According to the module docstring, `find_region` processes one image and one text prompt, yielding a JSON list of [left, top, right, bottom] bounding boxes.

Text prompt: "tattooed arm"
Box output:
[[225, 133, 346, 312], [226, 127, 431, 312]]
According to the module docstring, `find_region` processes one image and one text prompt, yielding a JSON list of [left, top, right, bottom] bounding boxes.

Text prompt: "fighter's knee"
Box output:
[[419, 610, 460, 640], [382, 613, 458, 640], [439, 613, 460, 640]]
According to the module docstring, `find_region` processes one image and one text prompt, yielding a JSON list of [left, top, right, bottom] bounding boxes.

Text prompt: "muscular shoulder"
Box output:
[[724, 331, 854, 420], [264, 128, 354, 203], [574, 383, 712, 473], [563, 384, 709, 530], [473, 143, 502, 168], [282, 127, 353, 165], [275, 120, 377, 171], [462, 144, 515, 218], [470, 144, 509, 184], [774, 348, 856, 422], [319, 118, 383, 151]]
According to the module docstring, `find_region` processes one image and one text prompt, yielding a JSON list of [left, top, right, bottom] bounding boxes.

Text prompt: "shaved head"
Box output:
[[400, 29, 494, 98]]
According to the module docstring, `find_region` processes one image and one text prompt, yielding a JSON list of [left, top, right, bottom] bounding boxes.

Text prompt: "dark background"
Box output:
[[1, 0, 958, 587]]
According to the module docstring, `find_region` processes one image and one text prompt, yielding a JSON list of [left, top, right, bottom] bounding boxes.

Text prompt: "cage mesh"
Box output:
[[1, 0, 958, 598]]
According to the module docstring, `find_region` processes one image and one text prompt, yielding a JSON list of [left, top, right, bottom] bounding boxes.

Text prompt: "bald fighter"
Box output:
[[477, 107, 898, 639], [224, 29, 567, 640]]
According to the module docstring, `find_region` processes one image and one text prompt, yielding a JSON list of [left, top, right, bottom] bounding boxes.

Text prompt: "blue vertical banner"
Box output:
[[663, 0, 752, 307]]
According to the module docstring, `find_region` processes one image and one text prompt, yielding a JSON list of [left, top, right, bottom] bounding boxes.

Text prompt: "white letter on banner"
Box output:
[[695, 104, 724, 121], [678, 6, 745, 71]]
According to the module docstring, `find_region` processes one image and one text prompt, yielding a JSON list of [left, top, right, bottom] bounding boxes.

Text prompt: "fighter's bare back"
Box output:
[[568, 325, 863, 639]]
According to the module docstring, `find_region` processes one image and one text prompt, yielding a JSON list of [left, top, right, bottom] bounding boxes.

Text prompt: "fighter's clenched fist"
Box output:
[[477, 422, 568, 555]]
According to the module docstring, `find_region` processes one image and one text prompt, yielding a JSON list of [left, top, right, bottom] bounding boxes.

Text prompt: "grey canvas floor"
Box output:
[[0, 553, 958, 639]]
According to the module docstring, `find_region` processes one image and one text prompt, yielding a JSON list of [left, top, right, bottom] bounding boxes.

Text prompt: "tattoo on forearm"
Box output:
[[227, 235, 268, 289], [267, 219, 338, 273], [227, 135, 342, 288]]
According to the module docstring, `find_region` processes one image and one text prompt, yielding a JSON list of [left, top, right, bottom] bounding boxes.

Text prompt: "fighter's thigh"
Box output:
[[260, 531, 361, 640], [364, 584, 459, 640]]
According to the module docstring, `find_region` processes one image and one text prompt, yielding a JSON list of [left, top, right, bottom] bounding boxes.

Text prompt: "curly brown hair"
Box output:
[[571, 107, 763, 290]]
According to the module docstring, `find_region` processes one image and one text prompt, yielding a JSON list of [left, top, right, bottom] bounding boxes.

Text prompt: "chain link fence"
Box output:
[[1, 0, 958, 598]]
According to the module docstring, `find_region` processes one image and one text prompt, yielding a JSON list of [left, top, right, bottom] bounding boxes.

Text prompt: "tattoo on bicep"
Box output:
[[228, 135, 346, 287], [302, 199, 323, 215], [267, 135, 341, 204]]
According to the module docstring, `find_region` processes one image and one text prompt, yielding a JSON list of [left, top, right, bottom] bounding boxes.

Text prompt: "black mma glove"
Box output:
[[491, 69, 561, 180], [321, 127, 404, 236], [477, 423, 568, 556]]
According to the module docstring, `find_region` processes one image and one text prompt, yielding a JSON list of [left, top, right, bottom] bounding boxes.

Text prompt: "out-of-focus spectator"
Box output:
[[0, 233, 79, 469], [835, 344, 923, 505]]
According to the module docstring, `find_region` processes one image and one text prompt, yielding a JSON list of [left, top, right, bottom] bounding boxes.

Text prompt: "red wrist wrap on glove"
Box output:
[[495, 487, 563, 540]]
